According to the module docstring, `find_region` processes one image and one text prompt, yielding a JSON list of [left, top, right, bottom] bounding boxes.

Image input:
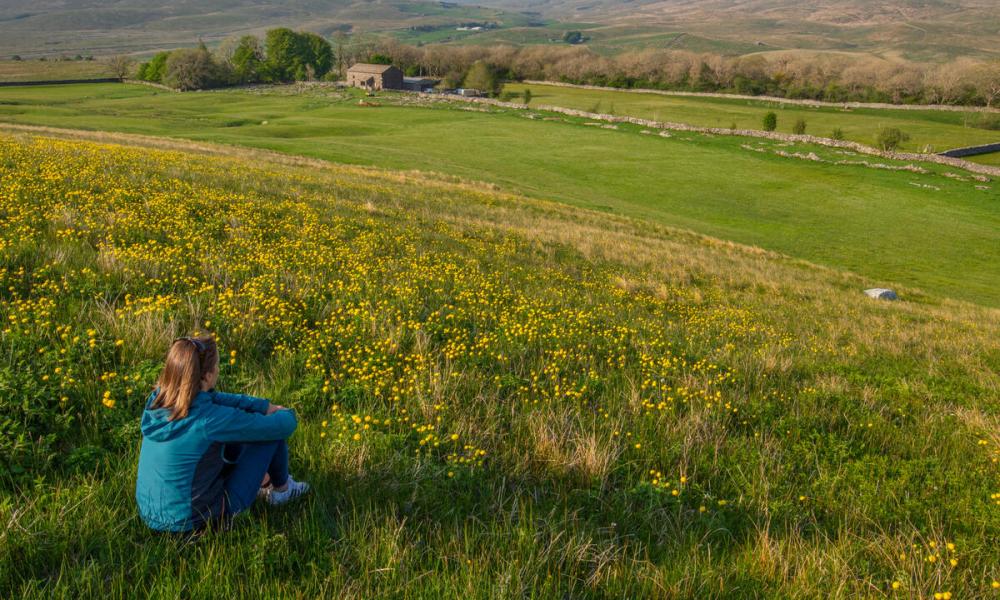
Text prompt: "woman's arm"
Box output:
[[206, 405, 298, 443], [207, 390, 271, 414]]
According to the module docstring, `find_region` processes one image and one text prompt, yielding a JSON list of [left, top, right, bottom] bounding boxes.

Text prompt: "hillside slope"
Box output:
[[0, 0, 512, 57], [2, 84, 998, 307], [3, 0, 1000, 60], [0, 131, 997, 598], [457, 0, 1000, 59]]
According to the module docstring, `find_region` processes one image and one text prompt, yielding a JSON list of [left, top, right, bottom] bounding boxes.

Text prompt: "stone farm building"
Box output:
[[346, 63, 404, 91]]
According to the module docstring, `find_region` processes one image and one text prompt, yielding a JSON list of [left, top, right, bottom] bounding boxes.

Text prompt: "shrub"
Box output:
[[831, 128, 845, 140], [463, 61, 501, 97], [523, 88, 532, 105], [792, 118, 807, 135], [11, 55, 21, 61], [763, 112, 777, 131], [875, 127, 910, 151]]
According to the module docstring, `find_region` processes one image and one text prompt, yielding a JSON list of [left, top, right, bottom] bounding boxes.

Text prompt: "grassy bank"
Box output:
[[0, 84, 998, 307], [1, 131, 998, 598], [504, 82, 1000, 153]]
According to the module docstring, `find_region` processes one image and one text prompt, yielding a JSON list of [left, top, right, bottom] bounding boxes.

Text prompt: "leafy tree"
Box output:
[[368, 53, 393, 65], [264, 28, 333, 82], [463, 61, 500, 96], [792, 118, 807, 135], [164, 47, 219, 90], [302, 32, 333, 79], [762, 112, 778, 132], [231, 35, 264, 84], [264, 28, 304, 82], [875, 127, 910, 151], [563, 31, 583, 44], [137, 52, 170, 83]]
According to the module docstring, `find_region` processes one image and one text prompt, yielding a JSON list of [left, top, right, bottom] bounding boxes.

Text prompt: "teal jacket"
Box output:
[[135, 389, 297, 532]]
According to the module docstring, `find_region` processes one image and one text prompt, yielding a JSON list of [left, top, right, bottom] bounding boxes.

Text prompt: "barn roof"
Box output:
[[348, 63, 397, 74]]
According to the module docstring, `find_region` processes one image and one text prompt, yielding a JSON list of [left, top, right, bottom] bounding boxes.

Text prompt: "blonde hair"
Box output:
[[152, 336, 219, 420]]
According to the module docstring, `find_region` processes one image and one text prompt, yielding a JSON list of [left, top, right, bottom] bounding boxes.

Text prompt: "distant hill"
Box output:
[[0, 0, 512, 58], [460, 0, 1000, 61], [1, 0, 998, 62]]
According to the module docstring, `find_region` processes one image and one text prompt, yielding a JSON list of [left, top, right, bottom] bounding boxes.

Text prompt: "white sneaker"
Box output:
[[265, 476, 310, 506]]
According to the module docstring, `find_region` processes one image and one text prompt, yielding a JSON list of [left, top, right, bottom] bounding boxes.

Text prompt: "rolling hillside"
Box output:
[[2, 0, 1000, 61], [0, 0, 517, 58], [1, 83, 998, 306], [0, 129, 997, 598], [454, 0, 1000, 60]]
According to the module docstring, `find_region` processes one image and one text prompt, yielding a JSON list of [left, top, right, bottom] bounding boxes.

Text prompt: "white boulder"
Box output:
[[864, 288, 898, 300]]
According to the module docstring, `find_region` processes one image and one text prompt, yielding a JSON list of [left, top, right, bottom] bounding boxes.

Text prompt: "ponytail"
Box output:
[[152, 336, 219, 420]]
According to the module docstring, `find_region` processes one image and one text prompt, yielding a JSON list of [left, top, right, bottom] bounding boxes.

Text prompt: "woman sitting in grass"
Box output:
[[135, 336, 309, 532]]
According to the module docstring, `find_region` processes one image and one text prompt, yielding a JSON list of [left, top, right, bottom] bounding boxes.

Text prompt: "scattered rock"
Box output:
[[864, 288, 898, 301]]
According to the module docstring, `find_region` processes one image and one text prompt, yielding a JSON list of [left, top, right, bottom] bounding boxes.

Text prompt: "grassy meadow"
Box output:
[[0, 59, 114, 82], [970, 152, 1000, 166], [0, 84, 998, 308], [503, 82, 1000, 153], [0, 130, 998, 598]]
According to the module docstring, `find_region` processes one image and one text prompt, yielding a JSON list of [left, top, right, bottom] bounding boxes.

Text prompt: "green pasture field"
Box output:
[[504, 82, 1000, 153], [0, 59, 114, 82], [969, 152, 1000, 166], [0, 83, 997, 307]]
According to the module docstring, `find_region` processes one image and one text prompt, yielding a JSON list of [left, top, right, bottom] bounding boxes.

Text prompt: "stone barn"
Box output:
[[346, 63, 404, 91]]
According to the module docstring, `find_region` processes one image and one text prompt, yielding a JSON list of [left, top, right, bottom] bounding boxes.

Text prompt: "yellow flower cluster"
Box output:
[[0, 134, 788, 485], [2, 132, 997, 595]]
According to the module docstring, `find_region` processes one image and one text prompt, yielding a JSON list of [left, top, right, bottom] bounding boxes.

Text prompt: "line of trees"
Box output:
[[135, 29, 333, 90], [131, 30, 1000, 107], [361, 40, 1000, 108]]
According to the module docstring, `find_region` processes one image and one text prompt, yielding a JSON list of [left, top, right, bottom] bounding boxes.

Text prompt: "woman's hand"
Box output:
[[265, 403, 287, 415]]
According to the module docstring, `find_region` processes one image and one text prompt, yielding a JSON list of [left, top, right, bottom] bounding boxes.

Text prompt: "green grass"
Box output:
[[1, 131, 998, 598], [0, 83, 998, 307], [968, 152, 1000, 166], [0, 59, 114, 82], [505, 82, 1000, 152]]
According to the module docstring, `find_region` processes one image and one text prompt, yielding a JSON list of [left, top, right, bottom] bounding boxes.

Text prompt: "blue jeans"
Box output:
[[221, 439, 289, 515]]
